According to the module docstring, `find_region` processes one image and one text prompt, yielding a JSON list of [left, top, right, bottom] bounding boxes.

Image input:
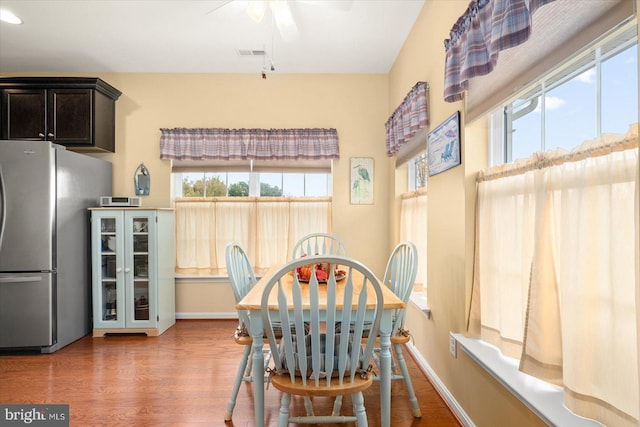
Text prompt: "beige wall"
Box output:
[[106, 72, 391, 276], [388, 1, 547, 426], [10, 1, 638, 424], [4, 71, 392, 314]]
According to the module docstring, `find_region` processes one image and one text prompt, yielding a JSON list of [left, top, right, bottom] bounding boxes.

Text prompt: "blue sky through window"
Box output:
[[510, 43, 637, 162]]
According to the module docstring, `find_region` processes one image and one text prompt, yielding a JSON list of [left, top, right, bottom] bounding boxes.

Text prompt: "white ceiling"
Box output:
[[0, 0, 426, 75]]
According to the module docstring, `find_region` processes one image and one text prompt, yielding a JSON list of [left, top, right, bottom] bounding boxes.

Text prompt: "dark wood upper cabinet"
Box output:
[[0, 77, 122, 153]]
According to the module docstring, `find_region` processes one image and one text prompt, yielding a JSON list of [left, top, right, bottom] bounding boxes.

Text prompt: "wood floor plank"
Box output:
[[0, 319, 462, 426]]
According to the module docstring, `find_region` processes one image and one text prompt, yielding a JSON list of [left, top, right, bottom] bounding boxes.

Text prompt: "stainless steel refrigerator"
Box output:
[[0, 140, 112, 353]]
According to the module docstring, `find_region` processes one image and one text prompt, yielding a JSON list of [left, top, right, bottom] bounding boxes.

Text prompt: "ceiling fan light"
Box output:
[[269, 1, 294, 28], [246, 0, 267, 23], [0, 9, 23, 25]]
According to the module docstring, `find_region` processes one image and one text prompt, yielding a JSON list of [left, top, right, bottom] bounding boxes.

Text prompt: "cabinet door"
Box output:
[[49, 89, 93, 145], [0, 89, 47, 140], [124, 211, 156, 328], [92, 212, 125, 329]]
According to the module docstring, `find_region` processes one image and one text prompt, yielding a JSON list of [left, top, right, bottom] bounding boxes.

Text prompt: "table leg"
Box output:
[[249, 310, 265, 427], [378, 311, 392, 427]]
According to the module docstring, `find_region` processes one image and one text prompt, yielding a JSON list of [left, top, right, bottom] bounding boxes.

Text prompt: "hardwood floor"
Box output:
[[0, 319, 462, 426]]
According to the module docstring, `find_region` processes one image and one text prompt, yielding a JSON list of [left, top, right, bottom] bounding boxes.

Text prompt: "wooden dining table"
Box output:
[[236, 263, 405, 427]]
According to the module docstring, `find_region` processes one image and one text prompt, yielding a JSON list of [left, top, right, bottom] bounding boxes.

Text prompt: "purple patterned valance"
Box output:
[[443, 0, 555, 103], [160, 128, 339, 161], [385, 82, 429, 156]]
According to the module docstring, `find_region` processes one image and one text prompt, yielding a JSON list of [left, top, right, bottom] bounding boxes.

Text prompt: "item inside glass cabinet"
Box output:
[[133, 220, 148, 233], [105, 287, 117, 320], [135, 296, 149, 320]]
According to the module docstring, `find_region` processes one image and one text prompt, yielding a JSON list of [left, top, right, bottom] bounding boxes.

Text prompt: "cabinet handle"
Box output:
[[124, 268, 131, 274], [38, 133, 45, 139], [116, 267, 122, 273], [47, 133, 54, 138], [0, 276, 43, 283]]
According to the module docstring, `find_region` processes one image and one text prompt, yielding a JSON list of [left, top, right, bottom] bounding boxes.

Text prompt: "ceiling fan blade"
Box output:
[[270, 0, 300, 42], [297, 0, 354, 11], [246, 0, 268, 22]]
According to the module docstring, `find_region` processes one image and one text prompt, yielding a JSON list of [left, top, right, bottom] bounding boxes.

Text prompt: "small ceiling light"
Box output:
[[246, 0, 267, 23], [0, 9, 23, 25]]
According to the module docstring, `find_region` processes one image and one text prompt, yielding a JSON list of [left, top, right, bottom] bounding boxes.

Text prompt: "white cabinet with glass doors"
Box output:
[[90, 208, 175, 336]]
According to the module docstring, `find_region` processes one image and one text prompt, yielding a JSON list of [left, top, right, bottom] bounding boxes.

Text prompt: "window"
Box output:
[[400, 151, 428, 310], [477, 22, 639, 426], [175, 170, 331, 198], [172, 163, 333, 277], [407, 152, 427, 192], [496, 25, 637, 164]]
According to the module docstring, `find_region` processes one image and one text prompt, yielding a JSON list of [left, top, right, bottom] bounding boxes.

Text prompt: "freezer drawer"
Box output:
[[0, 273, 53, 348]]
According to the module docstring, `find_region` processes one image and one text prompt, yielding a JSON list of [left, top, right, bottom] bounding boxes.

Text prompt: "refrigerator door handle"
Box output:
[[0, 163, 5, 250], [0, 276, 44, 283]]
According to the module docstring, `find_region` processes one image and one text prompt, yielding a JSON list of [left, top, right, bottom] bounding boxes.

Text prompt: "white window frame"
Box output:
[[173, 162, 333, 198], [492, 23, 637, 165]]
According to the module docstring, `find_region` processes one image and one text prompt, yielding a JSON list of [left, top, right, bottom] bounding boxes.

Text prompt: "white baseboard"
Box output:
[[405, 341, 475, 427]]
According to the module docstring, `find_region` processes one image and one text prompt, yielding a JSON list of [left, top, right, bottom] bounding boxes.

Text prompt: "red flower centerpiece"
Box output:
[[295, 256, 344, 282]]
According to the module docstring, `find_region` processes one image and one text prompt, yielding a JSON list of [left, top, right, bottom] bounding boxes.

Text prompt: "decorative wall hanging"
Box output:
[[350, 157, 374, 205], [385, 81, 429, 156], [443, 0, 556, 102], [428, 111, 461, 176], [134, 163, 150, 196], [159, 128, 339, 161]]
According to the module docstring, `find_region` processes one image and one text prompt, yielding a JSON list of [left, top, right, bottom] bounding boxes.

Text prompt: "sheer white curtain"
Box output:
[[473, 162, 538, 357], [175, 197, 331, 275], [400, 188, 427, 291], [471, 128, 639, 426]]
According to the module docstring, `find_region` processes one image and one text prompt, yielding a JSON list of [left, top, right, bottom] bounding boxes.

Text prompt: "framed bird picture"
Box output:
[[350, 157, 374, 204], [428, 111, 461, 176]]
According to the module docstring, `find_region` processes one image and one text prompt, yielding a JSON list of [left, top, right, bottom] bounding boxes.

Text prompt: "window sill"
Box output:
[[175, 275, 228, 284], [452, 334, 603, 427], [409, 291, 431, 318]]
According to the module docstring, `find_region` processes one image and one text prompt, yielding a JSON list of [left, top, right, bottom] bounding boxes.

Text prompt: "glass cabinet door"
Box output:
[[93, 209, 157, 331], [131, 216, 150, 322], [96, 214, 123, 327]]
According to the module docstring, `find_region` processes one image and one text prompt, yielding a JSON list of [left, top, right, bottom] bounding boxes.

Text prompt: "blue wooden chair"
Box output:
[[332, 241, 421, 418], [291, 233, 348, 258], [224, 242, 270, 421], [375, 240, 421, 417], [261, 255, 383, 426]]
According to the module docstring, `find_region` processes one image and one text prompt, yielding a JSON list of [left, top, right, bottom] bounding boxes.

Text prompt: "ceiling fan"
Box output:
[[207, 0, 353, 42]]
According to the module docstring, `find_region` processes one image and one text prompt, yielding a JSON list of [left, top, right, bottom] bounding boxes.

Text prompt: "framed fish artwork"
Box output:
[[428, 111, 461, 176]]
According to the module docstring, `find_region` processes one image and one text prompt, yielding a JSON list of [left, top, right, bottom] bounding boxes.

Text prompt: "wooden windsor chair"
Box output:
[[332, 241, 421, 418], [224, 242, 270, 421], [261, 255, 384, 426], [375, 241, 421, 417], [291, 233, 348, 258]]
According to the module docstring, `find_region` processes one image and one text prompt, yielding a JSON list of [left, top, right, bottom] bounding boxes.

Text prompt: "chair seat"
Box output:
[[335, 321, 374, 338], [279, 333, 364, 377], [274, 321, 310, 338], [270, 371, 372, 397], [234, 333, 253, 346], [234, 322, 310, 344], [391, 334, 411, 344]]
